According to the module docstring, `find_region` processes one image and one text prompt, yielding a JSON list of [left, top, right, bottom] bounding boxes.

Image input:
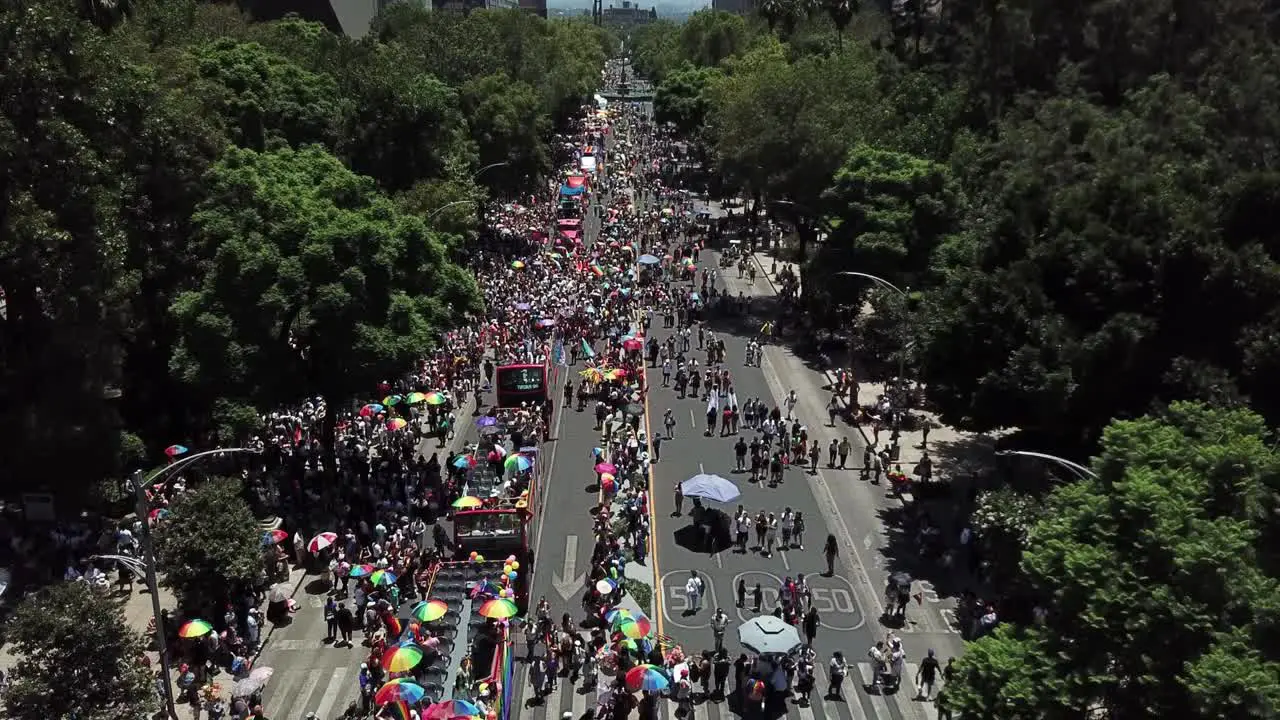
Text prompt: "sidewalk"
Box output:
[[748, 251, 1001, 505]]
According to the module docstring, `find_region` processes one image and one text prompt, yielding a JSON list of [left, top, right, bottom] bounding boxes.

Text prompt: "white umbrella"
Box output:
[[737, 615, 802, 656]]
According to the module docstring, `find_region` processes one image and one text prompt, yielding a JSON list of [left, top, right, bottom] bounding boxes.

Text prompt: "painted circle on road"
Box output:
[[731, 571, 864, 631], [660, 570, 718, 629]]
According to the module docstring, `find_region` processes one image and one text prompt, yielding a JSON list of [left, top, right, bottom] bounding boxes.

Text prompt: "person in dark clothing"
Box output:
[[335, 602, 355, 647], [713, 649, 731, 698]]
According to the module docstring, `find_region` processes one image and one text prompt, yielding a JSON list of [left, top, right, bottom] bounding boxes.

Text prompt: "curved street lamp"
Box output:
[[472, 161, 510, 183], [995, 449, 1098, 481], [126, 446, 261, 719], [428, 199, 480, 221], [836, 270, 911, 383]]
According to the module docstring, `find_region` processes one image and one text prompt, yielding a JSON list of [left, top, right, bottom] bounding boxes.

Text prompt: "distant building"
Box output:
[[518, 0, 547, 16], [245, 0, 428, 38], [602, 0, 656, 25], [434, 0, 517, 10], [711, 0, 753, 14]]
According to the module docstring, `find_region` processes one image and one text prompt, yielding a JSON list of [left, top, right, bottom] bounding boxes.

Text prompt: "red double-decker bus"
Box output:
[[495, 362, 549, 408]]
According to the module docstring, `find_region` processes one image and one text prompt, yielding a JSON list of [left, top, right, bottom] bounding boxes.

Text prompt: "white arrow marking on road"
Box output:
[[552, 534, 584, 599]]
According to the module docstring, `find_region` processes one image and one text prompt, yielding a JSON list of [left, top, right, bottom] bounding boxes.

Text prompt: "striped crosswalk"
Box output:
[[515, 662, 943, 720], [260, 666, 359, 720]]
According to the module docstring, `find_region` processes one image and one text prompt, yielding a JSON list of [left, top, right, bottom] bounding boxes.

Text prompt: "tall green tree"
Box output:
[[154, 476, 263, 612], [917, 82, 1280, 443], [819, 143, 960, 288], [654, 63, 724, 137], [947, 402, 1280, 719], [169, 146, 482, 435], [191, 38, 349, 151], [0, 0, 145, 497], [460, 73, 551, 197], [2, 582, 157, 720]]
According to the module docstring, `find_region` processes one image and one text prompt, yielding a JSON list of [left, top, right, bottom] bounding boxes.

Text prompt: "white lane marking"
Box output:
[[779, 549, 791, 570], [312, 667, 350, 719], [543, 668, 564, 720], [571, 682, 588, 719], [856, 663, 894, 719]]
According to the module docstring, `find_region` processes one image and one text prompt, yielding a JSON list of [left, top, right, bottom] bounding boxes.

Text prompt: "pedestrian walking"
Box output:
[[823, 534, 838, 576]]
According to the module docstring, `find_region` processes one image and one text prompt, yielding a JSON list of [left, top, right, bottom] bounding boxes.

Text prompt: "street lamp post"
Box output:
[[994, 450, 1098, 481], [472, 161, 510, 183], [836, 270, 911, 384], [428, 199, 479, 221], [126, 447, 260, 719]]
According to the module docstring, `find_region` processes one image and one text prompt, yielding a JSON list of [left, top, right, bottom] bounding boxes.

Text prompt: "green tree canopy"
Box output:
[[191, 38, 348, 151], [917, 82, 1280, 443], [654, 63, 724, 137], [2, 582, 157, 720], [948, 402, 1280, 719], [460, 73, 551, 197], [819, 143, 960, 289], [154, 476, 263, 612], [169, 146, 482, 425]]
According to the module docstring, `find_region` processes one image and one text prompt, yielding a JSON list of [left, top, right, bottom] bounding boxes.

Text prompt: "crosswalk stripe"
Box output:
[[889, 663, 924, 720], [543, 670, 564, 720], [271, 667, 321, 720], [796, 697, 819, 720], [572, 682, 588, 719], [856, 663, 895, 719], [313, 667, 350, 719], [820, 692, 860, 720], [263, 668, 305, 719]]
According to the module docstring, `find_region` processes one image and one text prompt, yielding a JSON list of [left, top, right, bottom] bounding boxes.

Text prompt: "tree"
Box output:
[[2, 582, 157, 720], [654, 63, 723, 137], [169, 146, 483, 434], [917, 82, 1280, 444], [190, 38, 349, 151], [822, 0, 856, 51], [154, 476, 263, 612], [818, 143, 960, 290], [947, 402, 1280, 719], [0, 0, 146, 499], [460, 73, 551, 197]]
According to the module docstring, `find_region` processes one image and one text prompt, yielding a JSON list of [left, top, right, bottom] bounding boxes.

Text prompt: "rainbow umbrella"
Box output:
[[424, 392, 447, 406], [386, 418, 408, 431], [381, 644, 425, 673], [616, 614, 652, 640], [375, 679, 427, 706], [589, 264, 605, 277], [178, 619, 213, 638], [261, 529, 288, 546], [604, 608, 634, 625], [405, 392, 427, 404], [503, 454, 533, 473], [411, 600, 449, 623], [348, 564, 375, 578], [424, 699, 482, 719], [452, 454, 478, 469], [359, 403, 385, 417], [511, 260, 526, 269], [164, 444, 189, 458], [625, 664, 671, 692], [382, 395, 403, 407], [370, 569, 398, 587], [453, 496, 483, 509], [384, 615, 403, 637], [477, 598, 519, 619], [470, 579, 502, 599], [384, 701, 413, 720], [618, 637, 653, 655]]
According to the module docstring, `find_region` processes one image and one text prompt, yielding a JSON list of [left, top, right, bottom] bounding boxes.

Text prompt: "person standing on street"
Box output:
[[827, 651, 848, 700], [803, 606, 820, 647], [685, 571, 705, 613], [673, 480, 684, 516], [916, 649, 941, 700], [711, 608, 730, 651], [823, 534, 839, 576]]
